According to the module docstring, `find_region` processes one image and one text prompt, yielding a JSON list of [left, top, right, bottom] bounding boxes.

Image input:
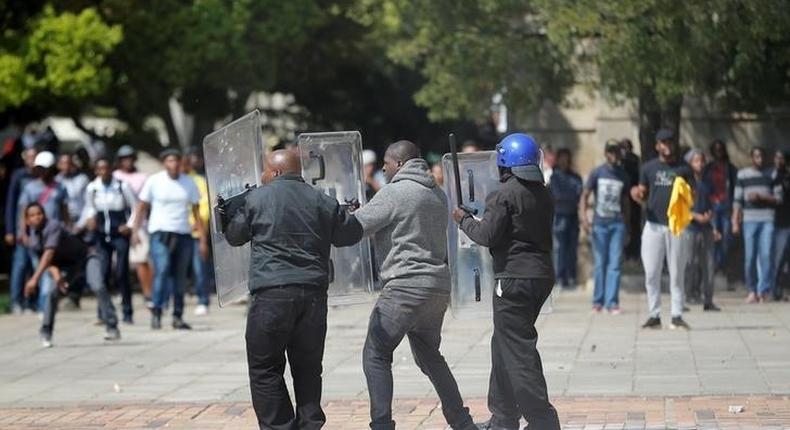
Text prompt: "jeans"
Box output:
[[98, 235, 132, 318], [150, 232, 193, 318], [683, 229, 715, 306], [9, 243, 32, 310], [41, 255, 118, 337], [591, 221, 625, 309], [29, 251, 55, 312], [553, 214, 579, 286], [191, 239, 210, 306], [711, 202, 732, 271], [487, 278, 560, 430], [641, 222, 687, 318], [774, 227, 790, 298], [246, 285, 328, 430], [363, 287, 474, 430], [743, 221, 775, 295]]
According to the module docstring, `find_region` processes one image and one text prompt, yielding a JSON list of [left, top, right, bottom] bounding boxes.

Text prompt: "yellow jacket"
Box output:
[[667, 176, 693, 236], [189, 172, 210, 239]]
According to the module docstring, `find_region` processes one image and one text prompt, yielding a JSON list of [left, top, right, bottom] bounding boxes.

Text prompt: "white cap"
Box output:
[[362, 149, 377, 165], [34, 151, 56, 169]]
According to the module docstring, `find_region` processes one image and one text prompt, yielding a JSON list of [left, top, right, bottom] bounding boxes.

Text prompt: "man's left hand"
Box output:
[[452, 208, 467, 223], [24, 279, 38, 298]]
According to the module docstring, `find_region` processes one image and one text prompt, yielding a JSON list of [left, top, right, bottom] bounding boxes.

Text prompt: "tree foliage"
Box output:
[[350, 0, 573, 121], [536, 0, 790, 153], [0, 6, 121, 111]]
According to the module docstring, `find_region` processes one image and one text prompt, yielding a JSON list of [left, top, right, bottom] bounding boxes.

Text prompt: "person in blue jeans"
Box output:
[[133, 149, 207, 330], [705, 140, 738, 274], [771, 149, 790, 301], [5, 148, 38, 313], [581, 142, 629, 313], [732, 147, 783, 303], [549, 148, 583, 289]]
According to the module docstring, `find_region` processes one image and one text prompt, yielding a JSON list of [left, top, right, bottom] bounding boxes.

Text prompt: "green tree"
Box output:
[[536, 0, 790, 157], [349, 0, 573, 123], [0, 6, 121, 112]]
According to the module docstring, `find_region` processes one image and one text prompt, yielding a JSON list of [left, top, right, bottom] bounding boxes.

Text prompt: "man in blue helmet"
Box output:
[[452, 133, 560, 430]]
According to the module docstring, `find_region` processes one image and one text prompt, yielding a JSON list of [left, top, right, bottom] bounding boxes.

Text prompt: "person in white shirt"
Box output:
[[133, 149, 207, 330], [81, 158, 138, 323]]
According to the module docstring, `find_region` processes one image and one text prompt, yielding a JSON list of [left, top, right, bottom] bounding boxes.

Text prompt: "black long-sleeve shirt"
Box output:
[[459, 174, 554, 280], [224, 173, 363, 292]]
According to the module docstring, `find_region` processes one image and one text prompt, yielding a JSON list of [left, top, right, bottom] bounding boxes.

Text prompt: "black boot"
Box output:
[[151, 309, 162, 330], [172, 317, 192, 330]]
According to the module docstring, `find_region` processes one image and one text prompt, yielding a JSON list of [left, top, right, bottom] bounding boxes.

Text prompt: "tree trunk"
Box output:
[[637, 89, 682, 161]]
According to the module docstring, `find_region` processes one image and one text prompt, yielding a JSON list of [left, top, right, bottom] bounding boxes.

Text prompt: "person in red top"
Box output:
[[704, 140, 738, 274]]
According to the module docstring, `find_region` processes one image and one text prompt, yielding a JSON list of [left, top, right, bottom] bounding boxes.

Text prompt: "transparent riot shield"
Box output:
[[298, 131, 374, 305], [202, 111, 263, 307], [443, 151, 553, 318]]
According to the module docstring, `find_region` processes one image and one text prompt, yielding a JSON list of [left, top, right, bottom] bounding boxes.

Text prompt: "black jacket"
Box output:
[[459, 174, 554, 280], [224, 174, 363, 292]]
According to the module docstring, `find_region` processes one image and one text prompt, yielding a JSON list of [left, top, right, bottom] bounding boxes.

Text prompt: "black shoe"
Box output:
[[122, 314, 134, 325], [682, 305, 691, 312], [703, 303, 721, 312], [641, 317, 661, 329], [104, 327, 121, 341], [172, 318, 192, 330], [475, 419, 518, 430], [670, 316, 690, 330], [151, 314, 162, 330]]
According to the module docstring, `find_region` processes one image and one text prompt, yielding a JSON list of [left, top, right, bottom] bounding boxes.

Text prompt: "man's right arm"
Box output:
[[353, 187, 394, 236]]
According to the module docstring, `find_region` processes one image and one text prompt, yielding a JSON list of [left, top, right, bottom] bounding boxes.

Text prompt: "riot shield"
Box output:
[[298, 131, 374, 305], [202, 111, 264, 307], [443, 151, 553, 318]]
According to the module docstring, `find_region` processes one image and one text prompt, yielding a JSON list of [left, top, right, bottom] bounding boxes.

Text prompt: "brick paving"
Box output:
[[2, 396, 790, 429]]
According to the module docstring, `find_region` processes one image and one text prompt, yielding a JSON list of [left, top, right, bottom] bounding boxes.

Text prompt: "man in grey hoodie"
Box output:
[[354, 141, 476, 430]]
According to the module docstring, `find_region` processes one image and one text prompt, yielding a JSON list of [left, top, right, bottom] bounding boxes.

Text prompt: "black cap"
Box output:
[[655, 128, 675, 142], [158, 148, 182, 161]]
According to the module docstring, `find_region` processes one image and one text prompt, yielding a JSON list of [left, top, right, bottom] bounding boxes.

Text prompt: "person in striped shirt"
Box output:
[[732, 147, 783, 303]]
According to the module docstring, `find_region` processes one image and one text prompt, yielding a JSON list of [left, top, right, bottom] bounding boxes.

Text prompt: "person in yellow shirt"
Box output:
[[183, 147, 212, 315]]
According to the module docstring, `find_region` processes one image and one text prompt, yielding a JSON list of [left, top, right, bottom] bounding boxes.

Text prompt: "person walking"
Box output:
[[548, 148, 582, 289], [683, 150, 721, 311], [732, 147, 782, 303], [454, 133, 560, 430], [82, 158, 138, 323], [772, 150, 790, 300], [114, 145, 154, 307], [5, 148, 38, 313], [705, 140, 738, 275], [353, 141, 477, 430], [55, 152, 90, 224], [630, 129, 692, 330], [182, 147, 211, 315], [222, 149, 363, 430], [133, 149, 206, 330], [581, 142, 629, 314], [620, 138, 642, 260]]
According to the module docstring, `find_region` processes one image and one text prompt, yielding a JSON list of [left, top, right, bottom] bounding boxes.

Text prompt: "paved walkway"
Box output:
[[1, 285, 790, 428], [2, 396, 790, 429]]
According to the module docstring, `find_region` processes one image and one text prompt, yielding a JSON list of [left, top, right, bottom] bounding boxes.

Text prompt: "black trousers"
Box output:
[[246, 285, 328, 430], [363, 287, 474, 430], [488, 278, 560, 430]]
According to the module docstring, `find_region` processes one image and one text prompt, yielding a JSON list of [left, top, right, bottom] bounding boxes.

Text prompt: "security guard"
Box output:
[[222, 149, 363, 430], [452, 134, 560, 430]]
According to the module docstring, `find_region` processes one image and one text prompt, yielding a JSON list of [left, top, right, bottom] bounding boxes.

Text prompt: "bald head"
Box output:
[[262, 149, 301, 184], [386, 140, 421, 164], [382, 140, 421, 182]]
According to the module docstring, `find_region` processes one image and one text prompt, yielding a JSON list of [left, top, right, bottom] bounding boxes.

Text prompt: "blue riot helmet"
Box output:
[[496, 133, 544, 182]]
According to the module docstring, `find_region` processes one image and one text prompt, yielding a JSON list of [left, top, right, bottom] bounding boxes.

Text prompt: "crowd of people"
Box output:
[[545, 129, 789, 329], [3, 138, 211, 346]]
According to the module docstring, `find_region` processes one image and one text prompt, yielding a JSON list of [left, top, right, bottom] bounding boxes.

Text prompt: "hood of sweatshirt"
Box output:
[[390, 158, 435, 188]]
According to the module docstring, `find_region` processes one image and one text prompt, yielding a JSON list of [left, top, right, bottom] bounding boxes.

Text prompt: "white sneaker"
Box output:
[[194, 304, 209, 316], [41, 335, 53, 348], [11, 305, 23, 315]]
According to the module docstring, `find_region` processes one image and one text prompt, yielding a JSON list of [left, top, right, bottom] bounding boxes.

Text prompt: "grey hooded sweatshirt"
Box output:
[[354, 158, 450, 291]]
